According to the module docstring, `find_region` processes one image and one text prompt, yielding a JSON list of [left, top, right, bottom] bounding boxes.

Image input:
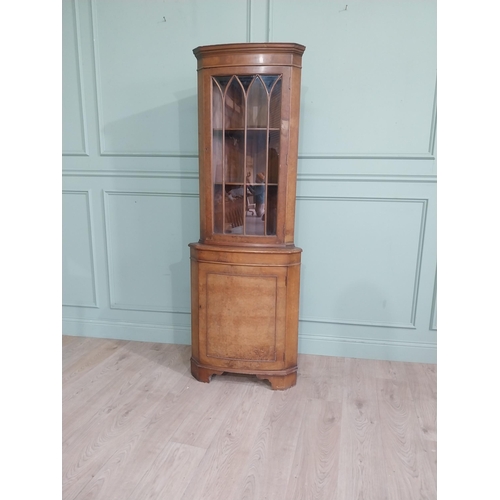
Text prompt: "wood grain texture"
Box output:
[[337, 358, 388, 500], [205, 273, 278, 361], [233, 389, 306, 500], [62, 339, 124, 385], [62, 336, 437, 500], [180, 380, 273, 500], [296, 352, 345, 401], [62, 337, 107, 369], [404, 362, 437, 442], [377, 378, 436, 500], [285, 398, 343, 500]]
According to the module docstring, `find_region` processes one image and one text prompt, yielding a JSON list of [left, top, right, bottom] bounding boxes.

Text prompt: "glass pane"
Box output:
[[247, 76, 268, 128], [214, 75, 231, 92], [224, 185, 245, 233], [269, 77, 282, 129], [262, 74, 280, 93], [267, 78, 281, 236], [266, 130, 280, 236], [212, 79, 223, 130], [266, 185, 278, 235], [211, 73, 282, 238], [268, 130, 280, 184], [225, 131, 244, 183], [224, 77, 244, 190], [246, 75, 281, 236], [224, 76, 245, 129], [212, 79, 223, 233], [245, 131, 266, 235], [212, 80, 223, 183], [238, 75, 254, 92], [214, 184, 224, 233]]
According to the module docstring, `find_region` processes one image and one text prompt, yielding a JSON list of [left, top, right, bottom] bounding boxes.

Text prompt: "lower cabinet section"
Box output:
[[189, 243, 301, 390]]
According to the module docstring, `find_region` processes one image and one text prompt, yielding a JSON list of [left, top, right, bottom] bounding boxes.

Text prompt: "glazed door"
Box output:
[[200, 68, 291, 244], [197, 262, 288, 371]]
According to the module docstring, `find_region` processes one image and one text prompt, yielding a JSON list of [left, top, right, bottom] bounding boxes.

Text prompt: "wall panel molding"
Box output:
[[62, 171, 436, 183], [430, 270, 437, 331], [63, 172, 436, 183], [298, 79, 437, 161], [297, 173, 437, 183], [429, 79, 437, 157], [63, 170, 199, 179], [297, 196, 428, 329], [63, 0, 89, 157], [266, 0, 273, 42], [62, 190, 98, 307], [246, 0, 252, 42], [103, 190, 197, 314], [89, 0, 105, 156], [299, 153, 435, 160], [89, 0, 184, 157], [248, 0, 271, 42], [99, 151, 199, 158]]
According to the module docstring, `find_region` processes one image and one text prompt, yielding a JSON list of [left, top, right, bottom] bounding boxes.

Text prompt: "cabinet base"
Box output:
[[190, 358, 297, 390]]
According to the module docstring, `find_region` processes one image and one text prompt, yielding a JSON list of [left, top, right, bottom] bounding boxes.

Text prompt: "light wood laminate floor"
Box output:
[[62, 336, 437, 500]]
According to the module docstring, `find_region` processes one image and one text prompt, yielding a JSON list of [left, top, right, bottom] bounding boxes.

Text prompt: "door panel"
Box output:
[[198, 263, 287, 370]]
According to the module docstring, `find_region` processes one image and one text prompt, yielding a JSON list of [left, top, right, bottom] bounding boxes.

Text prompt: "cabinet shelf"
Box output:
[[216, 182, 278, 186], [214, 128, 280, 132]]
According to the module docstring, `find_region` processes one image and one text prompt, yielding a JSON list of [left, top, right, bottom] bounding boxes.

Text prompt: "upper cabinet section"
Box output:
[[194, 43, 305, 246]]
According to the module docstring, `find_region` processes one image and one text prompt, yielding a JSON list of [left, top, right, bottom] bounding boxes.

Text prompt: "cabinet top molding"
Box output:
[[193, 43, 306, 70]]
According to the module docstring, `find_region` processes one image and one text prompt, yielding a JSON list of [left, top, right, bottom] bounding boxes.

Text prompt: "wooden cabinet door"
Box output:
[[197, 262, 288, 371]]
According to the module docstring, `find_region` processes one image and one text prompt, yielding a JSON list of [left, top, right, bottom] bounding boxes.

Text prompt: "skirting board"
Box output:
[[62, 318, 191, 345], [63, 318, 436, 364], [299, 333, 436, 364]]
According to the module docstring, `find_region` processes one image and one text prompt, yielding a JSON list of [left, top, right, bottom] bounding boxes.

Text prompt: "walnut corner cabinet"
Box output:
[[189, 43, 306, 390]]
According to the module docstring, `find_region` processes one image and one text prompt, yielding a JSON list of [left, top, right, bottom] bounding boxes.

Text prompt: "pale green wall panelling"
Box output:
[[62, 0, 436, 363], [62, 191, 97, 306], [92, 0, 249, 156], [103, 191, 198, 312], [62, 0, 88, 155], [271, 0, 437, 158], [298, 198, 425, 328]]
